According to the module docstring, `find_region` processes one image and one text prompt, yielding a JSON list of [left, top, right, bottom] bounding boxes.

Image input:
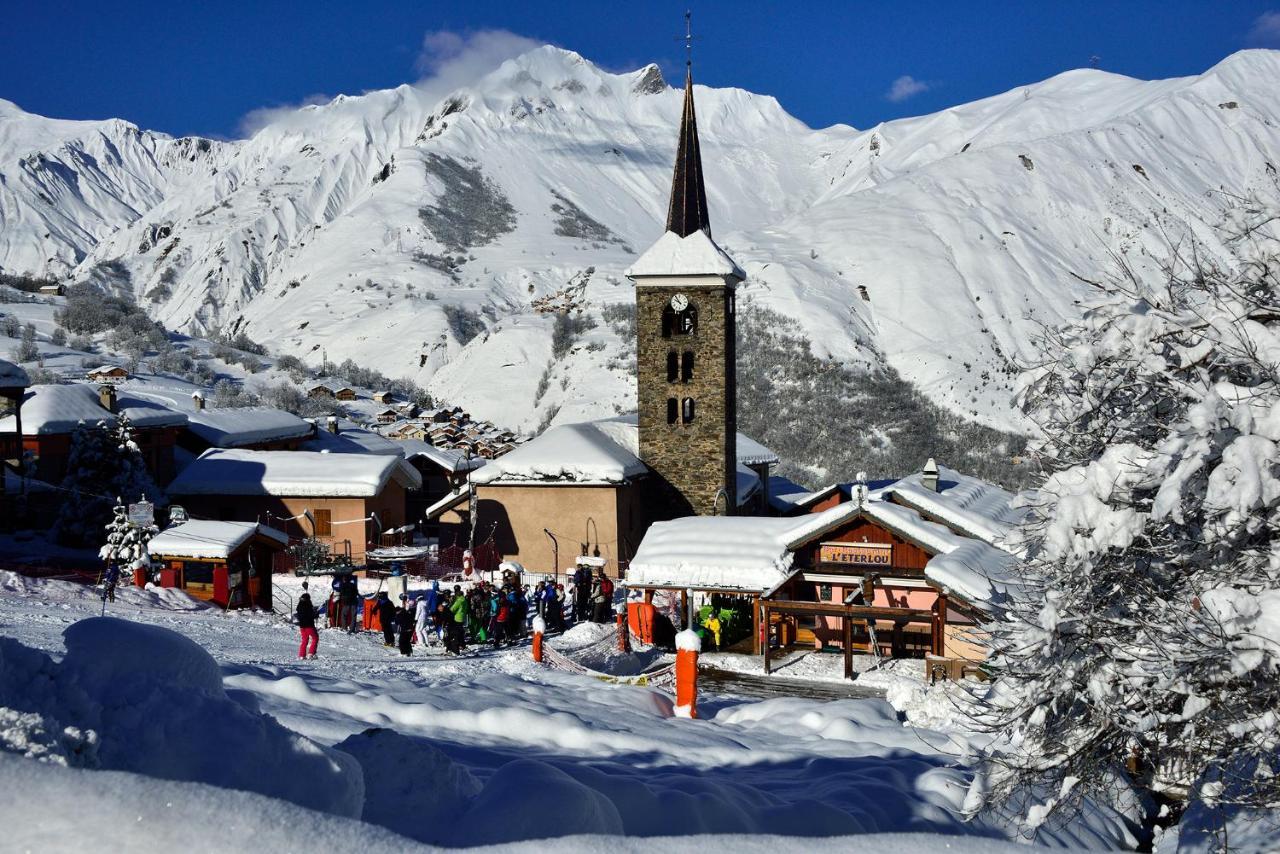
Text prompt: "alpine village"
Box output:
[[2, 8, 1279, 854]]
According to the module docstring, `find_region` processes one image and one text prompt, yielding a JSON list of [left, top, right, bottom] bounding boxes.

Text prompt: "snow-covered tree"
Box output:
[[99, 498, 157, 567], [970, 201, 1280, 847], [53, 414, 159, 547]]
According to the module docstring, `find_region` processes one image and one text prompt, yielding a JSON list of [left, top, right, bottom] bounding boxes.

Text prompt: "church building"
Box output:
[[428, 66, 776, 577]]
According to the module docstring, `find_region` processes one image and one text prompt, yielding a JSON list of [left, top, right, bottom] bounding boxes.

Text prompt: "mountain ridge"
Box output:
[[2, 46, 1278, 438]]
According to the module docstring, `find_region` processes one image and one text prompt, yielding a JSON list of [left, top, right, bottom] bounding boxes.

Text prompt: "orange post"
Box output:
[[532, 616, 545, 663], [674, 629, 700, 719]]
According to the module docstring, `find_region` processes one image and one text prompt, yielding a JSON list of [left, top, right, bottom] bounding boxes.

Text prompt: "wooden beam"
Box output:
[[765, 599, 936, 621], [762, 604, 772, 674], [680, 589, 688, 631], [752, 594, 761, 656], [843, 616, 853, 680]]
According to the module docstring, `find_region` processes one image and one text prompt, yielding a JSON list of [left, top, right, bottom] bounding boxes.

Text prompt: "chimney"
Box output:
[[98, 384, 117, 413], [326, 416, 339, 434], [191, 391, 204, 411], [921, 457, 939, 493]]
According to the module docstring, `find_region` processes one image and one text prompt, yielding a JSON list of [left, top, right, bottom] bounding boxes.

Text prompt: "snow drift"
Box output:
[[0, 617, 363, 817]]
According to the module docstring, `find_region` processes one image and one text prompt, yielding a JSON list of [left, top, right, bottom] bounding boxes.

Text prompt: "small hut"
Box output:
[[146, 520, 288, 609]]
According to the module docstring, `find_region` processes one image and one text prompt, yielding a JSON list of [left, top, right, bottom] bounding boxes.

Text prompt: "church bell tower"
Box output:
[[626, 58, 743, 517]]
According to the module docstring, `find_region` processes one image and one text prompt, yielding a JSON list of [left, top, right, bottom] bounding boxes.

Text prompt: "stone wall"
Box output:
[[635, 283, 737, 516]]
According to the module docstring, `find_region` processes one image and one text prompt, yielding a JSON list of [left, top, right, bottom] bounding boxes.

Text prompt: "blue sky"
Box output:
[[4, 1, 1280, 138]]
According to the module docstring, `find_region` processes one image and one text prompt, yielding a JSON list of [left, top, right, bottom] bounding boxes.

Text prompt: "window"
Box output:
[[183, 560, 214, 585], [666, 398, 678, 425], [662, 305, 698, 337], [681, 351, 694, 382], [666, 352, 678, 382], [681, 397, 695, 424], [313, 508, 332, 537]]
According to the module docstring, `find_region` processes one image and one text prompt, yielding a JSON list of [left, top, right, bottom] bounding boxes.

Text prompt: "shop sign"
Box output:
[[819, 541, 893, 567]]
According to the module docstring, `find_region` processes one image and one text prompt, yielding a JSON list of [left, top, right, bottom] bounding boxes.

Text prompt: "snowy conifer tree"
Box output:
[[99, 498, 157, 567], [53, 413, 159, 547], [970, 201, 1280, 847]]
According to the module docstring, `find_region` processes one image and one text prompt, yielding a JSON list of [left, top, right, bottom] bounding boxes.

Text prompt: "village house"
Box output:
[[145, 520, 288, 609], [167, 449, 422, 563], [426, 416, 778, 577], [334, 386, 357, 401], [627, 461, 1025, 675], [0, 359, 30, 525], [0, 383, 185, 487], [371, 391, 394, 404], [86, 365, 129, 383], [307, 383, 335, 399], [375, 408, 399, 425], [180, 399, 313, 455], [394, 438, 485, 537]]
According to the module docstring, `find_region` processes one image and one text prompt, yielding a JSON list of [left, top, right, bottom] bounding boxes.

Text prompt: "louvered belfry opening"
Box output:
[[665, 69, 712, 238]]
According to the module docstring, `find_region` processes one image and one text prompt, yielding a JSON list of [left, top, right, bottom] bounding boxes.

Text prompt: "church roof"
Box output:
[[666, 68, 711, 238], [625, 229, 745, 279]]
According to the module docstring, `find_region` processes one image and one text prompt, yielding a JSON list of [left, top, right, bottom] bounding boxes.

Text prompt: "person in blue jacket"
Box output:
[[423, 580, 441, 638]]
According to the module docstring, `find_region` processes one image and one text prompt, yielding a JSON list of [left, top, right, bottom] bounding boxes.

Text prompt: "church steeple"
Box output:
[[665, 68, 711, 238]]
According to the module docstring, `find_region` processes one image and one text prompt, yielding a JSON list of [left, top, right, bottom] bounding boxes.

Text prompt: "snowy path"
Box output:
[[0, 573, 1138, 850]]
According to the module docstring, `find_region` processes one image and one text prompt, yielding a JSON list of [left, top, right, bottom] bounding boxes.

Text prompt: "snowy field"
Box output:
[[0, 570, 1144, 852]]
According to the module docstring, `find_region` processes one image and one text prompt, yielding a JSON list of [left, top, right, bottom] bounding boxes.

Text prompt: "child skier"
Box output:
[[296, 589, 319, 659]]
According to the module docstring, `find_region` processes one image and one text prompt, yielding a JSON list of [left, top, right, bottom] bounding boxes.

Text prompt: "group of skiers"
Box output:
[[292, 565, 619, 660]]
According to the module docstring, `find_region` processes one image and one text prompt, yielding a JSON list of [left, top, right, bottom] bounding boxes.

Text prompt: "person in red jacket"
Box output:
[[296, 589, 319, 659]]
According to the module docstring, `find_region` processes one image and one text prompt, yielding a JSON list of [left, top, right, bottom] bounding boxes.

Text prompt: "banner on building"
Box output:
[[818, 541, 893, 567]]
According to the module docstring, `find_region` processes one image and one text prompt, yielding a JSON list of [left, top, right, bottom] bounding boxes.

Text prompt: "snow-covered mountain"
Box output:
[[3, 46, 1279, 434]]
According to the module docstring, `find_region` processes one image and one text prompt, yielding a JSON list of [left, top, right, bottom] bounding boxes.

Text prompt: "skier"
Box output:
[[592, 568, 613, 623], [395, 594, 414, 656], [573, 563, 591, 623], [448, 588, 468, 651], [101, 562, 120, 605], [377, 592, 397, 647], [296, 589, 319, 659], [424, 580, 441, 640], [414, 594, 431, 646], [338, 572, 360, 633]]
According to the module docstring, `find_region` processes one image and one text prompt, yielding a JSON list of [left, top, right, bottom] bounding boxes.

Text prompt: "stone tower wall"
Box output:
[[635, 283, 737, 516]]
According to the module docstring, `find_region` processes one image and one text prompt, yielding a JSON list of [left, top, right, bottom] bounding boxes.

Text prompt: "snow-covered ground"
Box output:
[[0, 570, 1140, 851]]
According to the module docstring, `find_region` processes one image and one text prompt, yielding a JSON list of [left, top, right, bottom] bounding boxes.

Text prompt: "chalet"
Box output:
[[307, 384, 335, 399], [384, 421, 426, 440], [86, 365, 129, 383], [628, 462, 1025, 676], [181, 405, 313, 454], [396, 438, 484, 535], [396, 403, 420, 419], [426, 416, 777, 578], [168, 449, 422, 564], [38, 283, 64, 297], [0, 384, 185, 486], [375, 408, 399, 425], [334, 387, 357, 401], [146, 520, 288, 609], [372, 391, 394, 404], [0, 359, 30, 524]]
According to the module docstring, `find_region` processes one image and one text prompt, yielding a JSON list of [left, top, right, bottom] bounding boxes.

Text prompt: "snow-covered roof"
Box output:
[[301, 421, 404, 456], [147, 521, 288, 560], [0, 359, 29, 389], [769, 481, 844, 513], [0, 384, 186, 434], [630, 491, 1020, 608], [87, 365, 127, 376], [185, 408, 312, 448], [168, 449, 422, 498], [397, 439, 486, 473], [423, 484, 469, 520], [883, 463, 1029, 547], [628, 515, 800, 592], [472, 415, 776, 486], [625, 230, 746, 280], [736, 434, 780, 467]]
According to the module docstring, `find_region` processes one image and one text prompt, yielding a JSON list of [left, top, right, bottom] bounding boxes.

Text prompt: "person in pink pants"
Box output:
[[296, 588, 319, 659]]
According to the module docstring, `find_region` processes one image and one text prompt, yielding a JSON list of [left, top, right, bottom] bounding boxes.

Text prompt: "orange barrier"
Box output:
[[532, 616, 545, 663], [132, 567, 147, 587], [674, 629, 700, 719], [627, 602, 656, 644]]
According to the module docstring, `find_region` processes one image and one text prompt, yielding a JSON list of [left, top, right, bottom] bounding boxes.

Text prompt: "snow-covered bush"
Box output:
[[99, 500, 157, 566], [443, 304, 486, 346], [211, 379, 259, 408], [971, 200, 1280, 845]]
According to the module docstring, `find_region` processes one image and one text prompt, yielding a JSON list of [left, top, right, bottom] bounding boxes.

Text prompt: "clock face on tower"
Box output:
[[669, 293, 689, 312]]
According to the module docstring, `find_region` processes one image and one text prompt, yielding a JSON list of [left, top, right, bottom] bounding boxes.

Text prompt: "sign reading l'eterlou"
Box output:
[[819, 541, 893, 567]]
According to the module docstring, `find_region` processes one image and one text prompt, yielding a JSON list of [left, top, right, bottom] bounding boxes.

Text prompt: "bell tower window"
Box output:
[[667, 352, 678, 382], [667, 397, 678, 425], [681, 351, 694, 382], [681, 397, 696, 424]]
